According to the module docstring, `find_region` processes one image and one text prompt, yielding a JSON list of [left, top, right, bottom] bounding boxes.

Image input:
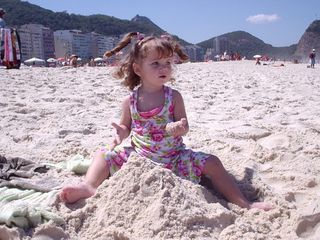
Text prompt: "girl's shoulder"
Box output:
[[168, 87, 182, 97], [165, 85, 180, 95], [167, 87, 184, 104]]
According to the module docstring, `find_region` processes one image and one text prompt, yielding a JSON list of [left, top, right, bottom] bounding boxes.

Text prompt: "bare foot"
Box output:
[[249, 202, 274, 211], [60, 182, 96, 204]]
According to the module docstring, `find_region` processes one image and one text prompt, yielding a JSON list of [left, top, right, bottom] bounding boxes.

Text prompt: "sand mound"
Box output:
[[66, 154, 234, 239]]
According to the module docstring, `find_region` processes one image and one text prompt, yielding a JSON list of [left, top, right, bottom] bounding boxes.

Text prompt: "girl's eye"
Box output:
[[151, 62, 159, 67]]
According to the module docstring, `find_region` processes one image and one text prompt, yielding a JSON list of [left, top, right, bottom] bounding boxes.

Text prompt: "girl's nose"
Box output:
[[158, 63, 171, 71]]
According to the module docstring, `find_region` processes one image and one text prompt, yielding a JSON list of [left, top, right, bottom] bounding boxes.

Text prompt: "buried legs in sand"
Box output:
[[60, 151, 273, 210], [202, 155, 273, 211], [60, 151, 109, 203]]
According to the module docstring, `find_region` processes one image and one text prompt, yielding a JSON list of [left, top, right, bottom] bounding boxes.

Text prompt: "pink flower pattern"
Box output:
[[101, 86, 210, 183]]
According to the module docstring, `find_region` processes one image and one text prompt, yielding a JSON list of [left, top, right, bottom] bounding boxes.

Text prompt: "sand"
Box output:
[[0, 61, 319, 239]]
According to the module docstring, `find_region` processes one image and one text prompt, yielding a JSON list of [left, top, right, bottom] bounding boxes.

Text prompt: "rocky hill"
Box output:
[[294, 20, 320, 60], [0, 0, 167, 36], [197, 31, 297, 59]]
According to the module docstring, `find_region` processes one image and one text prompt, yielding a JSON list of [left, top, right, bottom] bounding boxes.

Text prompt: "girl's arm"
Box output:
[[166, 90, 189, 136], [110, 96, 132, 149]]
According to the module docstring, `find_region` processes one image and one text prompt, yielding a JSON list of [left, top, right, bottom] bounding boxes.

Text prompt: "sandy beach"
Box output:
[[0, 61, 319, 239]]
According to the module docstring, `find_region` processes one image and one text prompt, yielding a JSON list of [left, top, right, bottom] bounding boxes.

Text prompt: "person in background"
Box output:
[[88, 57, 96, 67], [309, 49, 316, 68], [0, 8, 6, 28], [69, 55, 78, 67]]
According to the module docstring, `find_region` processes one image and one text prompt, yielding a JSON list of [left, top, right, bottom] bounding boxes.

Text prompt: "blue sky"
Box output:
[[25, 0, 320, 47]]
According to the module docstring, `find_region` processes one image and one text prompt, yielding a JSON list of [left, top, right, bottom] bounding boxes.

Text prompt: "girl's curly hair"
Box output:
[[104, 32, 189, 90]]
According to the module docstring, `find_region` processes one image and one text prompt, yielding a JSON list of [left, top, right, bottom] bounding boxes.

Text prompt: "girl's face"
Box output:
[[134, 48, 173, 88]]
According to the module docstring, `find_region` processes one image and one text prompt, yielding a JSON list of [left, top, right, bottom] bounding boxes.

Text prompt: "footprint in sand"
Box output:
[[33, 225, 69, 240], [296, 212, 320, 239], [14, 107, 36, 114], [257, 133, 290, 150], [227, 125, 271, 141], [0, 226, 20, 240]]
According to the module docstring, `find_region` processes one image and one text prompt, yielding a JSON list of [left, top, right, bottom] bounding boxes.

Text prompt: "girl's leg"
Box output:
[[60, 150, 109, 203], [202, 155, 273, 210]]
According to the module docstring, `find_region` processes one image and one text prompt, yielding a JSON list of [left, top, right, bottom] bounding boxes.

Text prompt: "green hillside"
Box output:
[[0, 0, 163, 36]]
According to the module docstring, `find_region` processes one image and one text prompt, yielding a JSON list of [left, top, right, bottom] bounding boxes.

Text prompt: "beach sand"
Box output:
[[0, 61, 319, 239]]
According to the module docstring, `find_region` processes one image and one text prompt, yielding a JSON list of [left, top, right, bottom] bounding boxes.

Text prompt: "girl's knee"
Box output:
[[207, 155, 222, 166], [203, 155, 223, 174], [93, 148, 107, 161]]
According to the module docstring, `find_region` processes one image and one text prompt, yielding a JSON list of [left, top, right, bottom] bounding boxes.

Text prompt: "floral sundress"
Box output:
[[100, 85, 210, 183]]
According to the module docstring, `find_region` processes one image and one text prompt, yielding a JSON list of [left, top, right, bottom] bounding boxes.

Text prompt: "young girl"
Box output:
[[60, 32, 272, 210]]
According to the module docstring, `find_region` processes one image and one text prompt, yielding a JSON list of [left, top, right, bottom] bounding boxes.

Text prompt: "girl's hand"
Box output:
[[110, 122, 127, 150], [165, 118, 188, 137]]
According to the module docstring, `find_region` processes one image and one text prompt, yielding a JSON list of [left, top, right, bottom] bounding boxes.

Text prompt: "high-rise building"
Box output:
[[88, 32, 118, 58], [19, 24, 55, 61], [184, 45, 204, 62], [54, 30, 91, 60]]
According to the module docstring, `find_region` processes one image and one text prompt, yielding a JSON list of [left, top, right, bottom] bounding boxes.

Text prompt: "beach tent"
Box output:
[[46, 58, 57, 63], [94, 57, 104, 62], [24, 57, 45, 65]]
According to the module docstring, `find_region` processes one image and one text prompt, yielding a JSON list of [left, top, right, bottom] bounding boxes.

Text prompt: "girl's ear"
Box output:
[[133, 63, 141, 76]]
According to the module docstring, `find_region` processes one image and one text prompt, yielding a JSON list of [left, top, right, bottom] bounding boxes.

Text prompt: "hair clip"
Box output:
[[136, 32, 145, 41], [160, 34, 172, 41]]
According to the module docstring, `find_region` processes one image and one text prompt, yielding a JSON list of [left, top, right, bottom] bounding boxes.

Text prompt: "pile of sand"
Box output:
[[63, 153, 235, 239]]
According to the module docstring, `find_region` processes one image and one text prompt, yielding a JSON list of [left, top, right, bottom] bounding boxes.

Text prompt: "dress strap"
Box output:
[[129, 89, 138, 116]]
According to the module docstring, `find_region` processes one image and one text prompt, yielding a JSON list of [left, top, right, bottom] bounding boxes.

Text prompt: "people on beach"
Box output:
[[309, 49, 316, 68], [88, 57, 95, 67], [0, 8, 6, 28], [60, 32, 273, 211], [69, 55, 78, 67]]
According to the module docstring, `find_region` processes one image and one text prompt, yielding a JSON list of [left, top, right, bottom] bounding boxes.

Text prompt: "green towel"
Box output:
[[0, 202, 64, 228], [0, 187, 63, 228], [66, 154, 91, 174], [47, 154, 91, 175]]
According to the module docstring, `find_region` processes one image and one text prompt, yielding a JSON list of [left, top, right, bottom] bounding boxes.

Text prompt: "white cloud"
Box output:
[[246, 14, 280, 24]]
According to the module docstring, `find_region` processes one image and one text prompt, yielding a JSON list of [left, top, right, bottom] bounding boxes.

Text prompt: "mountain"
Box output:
[[130, 14, 190, 45], [197, 31, 297, 59], [294, 20, 320, 60], [0, 0, 165, 36], [0, 0, 189, 44], [131, 14, 164, 34]]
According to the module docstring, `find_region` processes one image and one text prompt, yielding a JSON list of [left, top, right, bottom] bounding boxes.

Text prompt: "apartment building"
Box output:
[[54, 30, 91, 59], [54, 30, 120, 60], [184, 45, 204, 62], [89, 32, 119, 58], [18, 24, 55, 61]]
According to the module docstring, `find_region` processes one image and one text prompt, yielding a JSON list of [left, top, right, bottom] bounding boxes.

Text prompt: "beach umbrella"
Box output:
[[253, 55, 262, 59], [57, 57, 65, 62], [24, 57, 45, 64], [94, 57, 104, 62], [46, 58, 57, 63]]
